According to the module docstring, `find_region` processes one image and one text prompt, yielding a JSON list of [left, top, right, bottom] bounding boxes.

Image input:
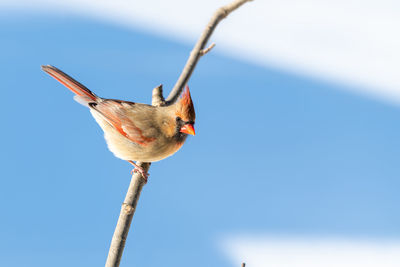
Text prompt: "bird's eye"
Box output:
[[176, 117, 182, 122]]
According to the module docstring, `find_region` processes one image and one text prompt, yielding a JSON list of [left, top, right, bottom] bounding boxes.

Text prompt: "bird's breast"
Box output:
[[92, 111, 187, 162]]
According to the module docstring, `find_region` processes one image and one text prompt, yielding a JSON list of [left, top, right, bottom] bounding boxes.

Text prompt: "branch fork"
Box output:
[[200, 43, 216, 56]]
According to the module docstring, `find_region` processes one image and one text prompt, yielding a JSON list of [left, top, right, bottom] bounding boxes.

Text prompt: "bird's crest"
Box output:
[[175, 85, 195, 122]]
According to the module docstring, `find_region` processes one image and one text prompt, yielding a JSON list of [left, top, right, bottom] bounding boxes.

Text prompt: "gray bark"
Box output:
[[165, 0, 253, 105], [105, 162, 150, 267]]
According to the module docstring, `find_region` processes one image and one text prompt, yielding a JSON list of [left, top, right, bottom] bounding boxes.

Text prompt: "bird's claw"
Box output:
[[128, 160, 149, 183], [131, 167, 149, 183]]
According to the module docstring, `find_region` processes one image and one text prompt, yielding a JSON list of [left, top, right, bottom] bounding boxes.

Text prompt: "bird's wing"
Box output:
[[90, 100, 156, 146]]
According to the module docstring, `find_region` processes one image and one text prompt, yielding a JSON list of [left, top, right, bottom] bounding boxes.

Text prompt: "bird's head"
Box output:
[[174, 86, 196, 136]]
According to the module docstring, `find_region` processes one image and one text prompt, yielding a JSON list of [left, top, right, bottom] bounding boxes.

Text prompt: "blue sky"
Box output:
[[1, 7, 400, 267]]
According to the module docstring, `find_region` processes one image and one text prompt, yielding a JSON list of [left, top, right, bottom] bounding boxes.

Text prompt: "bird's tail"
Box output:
[[41, 65, 99, 105]]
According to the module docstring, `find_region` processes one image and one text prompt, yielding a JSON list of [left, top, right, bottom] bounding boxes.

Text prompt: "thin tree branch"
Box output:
[[105, 0, 252, 266], [105, 162, 150, 267], [152, 84, 165, 106], [165, 0, 253, 105], [200, 43, 216, 56]]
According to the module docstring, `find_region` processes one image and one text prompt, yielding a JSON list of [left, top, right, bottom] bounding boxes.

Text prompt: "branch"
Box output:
[[165, 0, 253, 105], [200, 43, 216, 56], [105, 162, 150, 267], [105, 0, 252, 266], [152, 84, 165, 106]]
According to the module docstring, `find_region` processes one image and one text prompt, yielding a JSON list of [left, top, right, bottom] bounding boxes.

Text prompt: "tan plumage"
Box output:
[[42, 65, 196, 177]]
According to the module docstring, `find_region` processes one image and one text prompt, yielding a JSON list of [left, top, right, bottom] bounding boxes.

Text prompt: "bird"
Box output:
[[41, 65, 195, 182]]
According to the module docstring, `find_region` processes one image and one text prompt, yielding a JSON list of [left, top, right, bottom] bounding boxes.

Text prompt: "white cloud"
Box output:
[[1, 0, 400, 103], [221, 235, 400, 267]]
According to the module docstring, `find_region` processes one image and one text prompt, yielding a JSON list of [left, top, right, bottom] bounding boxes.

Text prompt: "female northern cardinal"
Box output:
[[42, 65, 195, 181]]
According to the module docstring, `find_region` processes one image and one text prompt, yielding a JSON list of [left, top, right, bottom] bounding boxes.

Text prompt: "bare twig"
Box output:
[[165, 0, 253, 105], [152, 84, 165, 106], [105, 0, 252, 266], [200, 43, 216, 56], [105, 162, 150, 267]]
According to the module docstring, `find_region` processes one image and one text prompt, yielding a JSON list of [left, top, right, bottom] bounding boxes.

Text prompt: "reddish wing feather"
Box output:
[[42, 65, 156, 146], [91, 100, 155, 146]]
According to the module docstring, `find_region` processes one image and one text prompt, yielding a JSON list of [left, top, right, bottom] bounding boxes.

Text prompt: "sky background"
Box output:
[[1, 1, 400, 266]]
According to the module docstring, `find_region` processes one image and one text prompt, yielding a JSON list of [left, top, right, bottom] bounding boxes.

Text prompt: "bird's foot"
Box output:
[[131, 168, 149, 183], [128, 161, 149, 183]]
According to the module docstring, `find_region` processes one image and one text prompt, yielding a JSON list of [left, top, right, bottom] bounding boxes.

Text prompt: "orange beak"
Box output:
[[180, 124, 195, 135]]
